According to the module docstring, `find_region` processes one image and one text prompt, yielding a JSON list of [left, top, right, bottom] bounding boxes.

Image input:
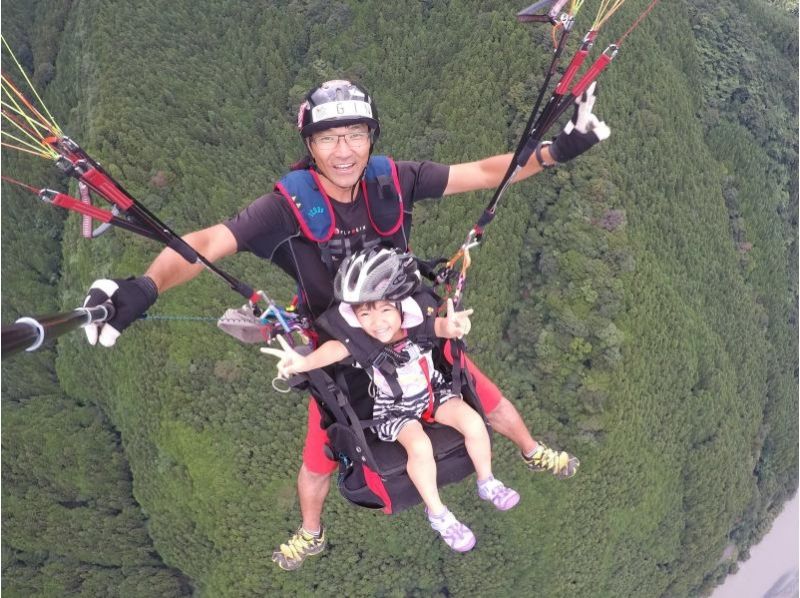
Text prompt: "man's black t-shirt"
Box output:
[[224, 160, 449, 319]]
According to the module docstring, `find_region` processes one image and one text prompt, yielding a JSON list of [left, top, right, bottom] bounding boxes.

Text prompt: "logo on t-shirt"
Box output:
[[321, 232, 380, 266]]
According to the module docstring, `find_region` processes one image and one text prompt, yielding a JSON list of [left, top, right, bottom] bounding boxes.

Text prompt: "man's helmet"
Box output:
[[297, 79, 380, 140], [334, 246, 420, 304]]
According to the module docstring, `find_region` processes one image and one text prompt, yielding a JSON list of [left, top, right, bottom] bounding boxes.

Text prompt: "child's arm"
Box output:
[[434, 298, 474, 340], [261, 336, 350, 377]]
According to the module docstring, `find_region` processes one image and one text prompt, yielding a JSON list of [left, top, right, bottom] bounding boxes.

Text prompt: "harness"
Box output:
[[314, 287, 441, 419], [300, 286, 484, 514], [274, 155, 407, 256]]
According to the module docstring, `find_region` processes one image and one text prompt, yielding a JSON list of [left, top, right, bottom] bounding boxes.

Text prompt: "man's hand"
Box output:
[[261, 335, 308, 378], [549, 82, 610, 163], [83, 277, 158, 347], [437, 298, 474, 340]]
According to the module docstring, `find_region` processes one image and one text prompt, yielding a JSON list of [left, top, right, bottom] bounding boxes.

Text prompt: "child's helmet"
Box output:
[[297, 79, 380, 140], [334, 246, 420, 304]]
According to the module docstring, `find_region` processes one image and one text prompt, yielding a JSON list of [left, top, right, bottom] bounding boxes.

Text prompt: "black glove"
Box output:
[[83, 276, 158, 346], [549, 82, 610, 163]]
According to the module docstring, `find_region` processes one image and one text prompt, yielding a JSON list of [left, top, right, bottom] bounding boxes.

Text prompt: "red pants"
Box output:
[[302, 344, 503, 474]]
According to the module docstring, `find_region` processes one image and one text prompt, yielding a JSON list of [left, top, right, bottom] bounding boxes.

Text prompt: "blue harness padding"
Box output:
[[275, 155, 404, 242]]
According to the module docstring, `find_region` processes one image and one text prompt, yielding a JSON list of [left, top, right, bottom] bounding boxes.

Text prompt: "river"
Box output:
[[710, 492, 799, 598]]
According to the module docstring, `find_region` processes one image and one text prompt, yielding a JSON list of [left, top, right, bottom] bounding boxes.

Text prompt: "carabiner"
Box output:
[[271, 375, 292, 394]]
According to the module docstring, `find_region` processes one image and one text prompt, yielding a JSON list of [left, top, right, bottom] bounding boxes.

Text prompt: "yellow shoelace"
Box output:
[[535, 447, 570, 474], [279, 531, 315, 559]]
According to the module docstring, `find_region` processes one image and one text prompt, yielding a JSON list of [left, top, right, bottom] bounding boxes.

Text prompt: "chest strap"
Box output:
[[274, 155, 404, 243]]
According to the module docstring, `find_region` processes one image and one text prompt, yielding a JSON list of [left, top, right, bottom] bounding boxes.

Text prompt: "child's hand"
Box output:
[[260, 335, 306, 378], [445, 298, 473, 339]]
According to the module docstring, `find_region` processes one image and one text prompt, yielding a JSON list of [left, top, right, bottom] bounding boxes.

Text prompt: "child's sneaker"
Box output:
[[478, 477, 521, 511], [427, 508, 476, 552]]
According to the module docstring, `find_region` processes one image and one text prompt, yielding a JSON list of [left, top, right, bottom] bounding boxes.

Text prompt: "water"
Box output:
[[711, 492, 799, 598]]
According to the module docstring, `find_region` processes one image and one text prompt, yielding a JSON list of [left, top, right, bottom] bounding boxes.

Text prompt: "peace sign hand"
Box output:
[[445, 298, 473, 339], [260, 335, 307, 378]]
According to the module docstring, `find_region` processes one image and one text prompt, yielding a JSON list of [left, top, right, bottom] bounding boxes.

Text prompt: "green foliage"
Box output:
[[2, 0, 796, 596]]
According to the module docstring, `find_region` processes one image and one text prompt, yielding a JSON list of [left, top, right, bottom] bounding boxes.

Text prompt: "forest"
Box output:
[[1, 0, 797, 596]]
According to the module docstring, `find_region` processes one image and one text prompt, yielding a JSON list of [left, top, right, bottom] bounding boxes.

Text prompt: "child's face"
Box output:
[[354, 300, 404, 344]]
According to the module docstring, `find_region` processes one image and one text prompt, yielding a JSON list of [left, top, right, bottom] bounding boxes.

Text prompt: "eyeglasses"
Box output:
[[311, 131, 370, 150]]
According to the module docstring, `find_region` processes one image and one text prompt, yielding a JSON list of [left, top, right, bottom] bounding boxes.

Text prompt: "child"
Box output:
[[262, 247, 519, 552]]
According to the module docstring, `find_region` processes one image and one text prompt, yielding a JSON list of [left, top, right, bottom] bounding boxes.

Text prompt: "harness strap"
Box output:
[[446, 337, 473, 403], [333, 367, 382, 470], [418, 357, 437, 423], [306, 368, 351, 426], [275, 155, 403, 244]]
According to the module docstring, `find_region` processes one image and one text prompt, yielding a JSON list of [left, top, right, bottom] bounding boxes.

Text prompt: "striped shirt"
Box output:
[[366, 338, 455, 442]]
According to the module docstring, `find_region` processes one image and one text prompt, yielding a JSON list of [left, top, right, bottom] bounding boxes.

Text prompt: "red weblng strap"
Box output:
[[50, 192, 114, 223], [569, 0, 660, 98], [79, 167, 134, 210], [2, 175, 112, 225], [554, 31, 597, 95], [571, 48, 615, 97], [540, 0, 661, 133], [418, 357, 437, 423]]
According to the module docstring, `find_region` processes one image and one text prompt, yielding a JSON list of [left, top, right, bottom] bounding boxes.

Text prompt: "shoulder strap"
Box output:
[[274, 157, 404, 243], [405, 287, 440, 348], [361, 156, 404, 237], [274, 169, 336, 242], [316, 306, 408, 398]]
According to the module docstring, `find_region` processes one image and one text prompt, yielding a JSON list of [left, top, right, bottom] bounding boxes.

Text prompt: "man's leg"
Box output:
[[444, 341, 579, 478], [272, 399, 337, 571], [484, 395, 537, 456], [481, 387, 579, 479], [298, 463, 330, 532]]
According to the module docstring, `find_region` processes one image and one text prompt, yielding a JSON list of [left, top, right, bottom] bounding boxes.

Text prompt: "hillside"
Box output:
[[2, 1, 797, 596]]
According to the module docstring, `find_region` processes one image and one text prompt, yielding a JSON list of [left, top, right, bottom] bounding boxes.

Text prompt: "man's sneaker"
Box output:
[[427, 508, 476, 552], [522, 443, 580, 479], [478, 477, 521, 511], [272, 526, 326, 571]]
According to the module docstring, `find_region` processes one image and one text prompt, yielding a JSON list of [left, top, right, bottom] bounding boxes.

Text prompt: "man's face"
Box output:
[[307, 124, 371, 199]]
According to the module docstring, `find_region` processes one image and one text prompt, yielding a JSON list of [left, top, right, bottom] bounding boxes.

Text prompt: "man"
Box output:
[[83, 79, 609, 570]]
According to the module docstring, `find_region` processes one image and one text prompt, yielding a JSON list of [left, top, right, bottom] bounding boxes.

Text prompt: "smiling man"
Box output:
[[82, 78, 609, 570]]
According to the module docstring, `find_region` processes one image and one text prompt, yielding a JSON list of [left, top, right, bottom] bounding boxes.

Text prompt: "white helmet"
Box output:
[[334, 247, 420, 304]]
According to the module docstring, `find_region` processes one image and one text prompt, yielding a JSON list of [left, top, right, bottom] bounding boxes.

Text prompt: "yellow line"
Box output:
[[0, 140, 52, 159], [1, 99, 54, 137], [1, 35, 62, 135], [0, 108, 52, 154]]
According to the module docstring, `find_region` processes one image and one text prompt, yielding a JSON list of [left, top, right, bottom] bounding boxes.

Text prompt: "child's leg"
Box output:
[[397, 418, 476, 552], [435, 398, 520, 511], [433, 398, 492, 480], [396, 420, 445, 515]]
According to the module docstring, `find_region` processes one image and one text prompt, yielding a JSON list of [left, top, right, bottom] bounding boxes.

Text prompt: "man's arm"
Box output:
[[443, 82, 608, 196], [82, 223, 240, 346], [443, 148, 553, 196], [145, 223, 239, 293]]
